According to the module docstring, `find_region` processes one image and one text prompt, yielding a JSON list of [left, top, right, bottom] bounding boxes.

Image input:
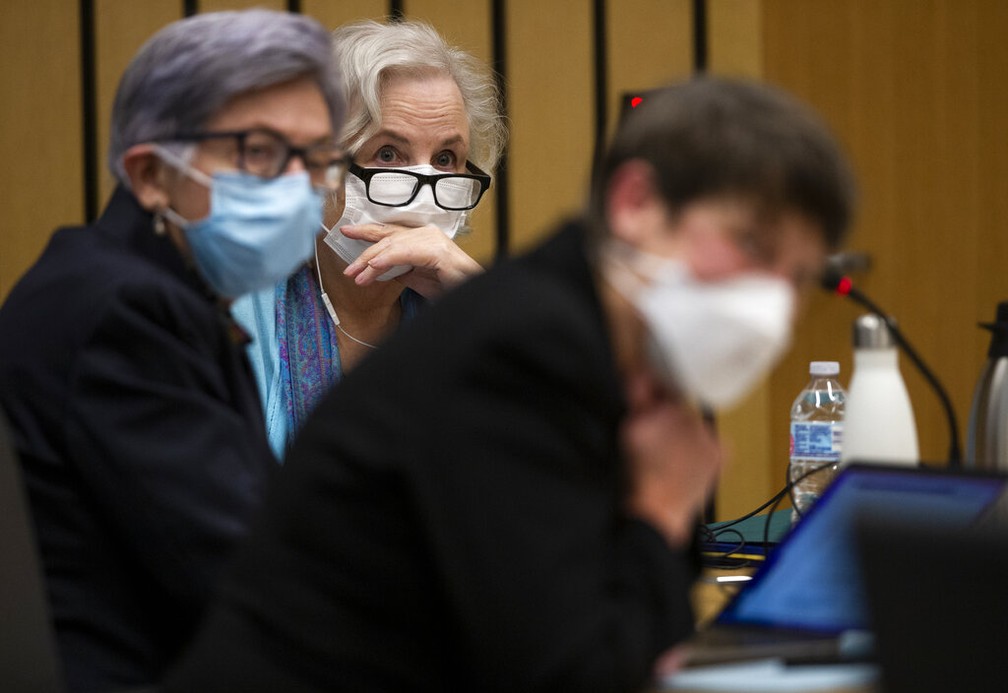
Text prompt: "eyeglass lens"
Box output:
[[241, 130, 345, 186], [366, 171, 482, 210]]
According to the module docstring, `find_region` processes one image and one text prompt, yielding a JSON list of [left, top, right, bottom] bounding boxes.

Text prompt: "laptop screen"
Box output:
[[714, 464, 1007, 633]]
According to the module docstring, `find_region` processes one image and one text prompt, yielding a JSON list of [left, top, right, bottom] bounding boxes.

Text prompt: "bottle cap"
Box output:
[[809, 361, 840, 376], [979, 300, 1008, 358], [853, 313, 896, 349]]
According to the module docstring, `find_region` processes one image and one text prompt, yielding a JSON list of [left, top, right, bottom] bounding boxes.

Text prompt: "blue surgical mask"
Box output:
[[155, 146, 323, 298]]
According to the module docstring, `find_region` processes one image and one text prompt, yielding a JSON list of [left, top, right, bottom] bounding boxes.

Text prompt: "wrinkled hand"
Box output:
[[621, 372, 723, 548], [341, 223, 483, 298]]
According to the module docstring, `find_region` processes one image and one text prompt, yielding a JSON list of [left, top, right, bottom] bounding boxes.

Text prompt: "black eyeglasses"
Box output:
[[167, 128, 347, 188], [349, 161, 491, 211]]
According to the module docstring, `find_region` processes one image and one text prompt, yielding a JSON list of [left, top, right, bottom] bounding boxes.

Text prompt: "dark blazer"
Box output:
[[0, 187, 276, 692], [165, 220, 699, 693]]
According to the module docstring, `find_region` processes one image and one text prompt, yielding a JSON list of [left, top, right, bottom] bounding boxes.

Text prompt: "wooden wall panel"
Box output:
[[301, 0, 389, 28], [708, 0, 761, 78], [403, 0, 498, 267], [706, 0, 777, 518], [402, 1, 493, 72], [198, 0, 285, 11], [761, 1, 1008, 483], [94, 1, 183, 209], [975, 2, 1008, 330], [505, 0, 594, 252], [0, 1, 83, 301], [605, 0, 693, 139]]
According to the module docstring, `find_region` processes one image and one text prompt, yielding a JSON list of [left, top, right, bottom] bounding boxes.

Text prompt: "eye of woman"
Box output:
[[433, 150, 458, 170], [375, 145, 401, 165]]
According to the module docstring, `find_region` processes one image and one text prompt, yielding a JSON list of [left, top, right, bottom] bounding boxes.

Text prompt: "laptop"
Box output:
[[678, 463, 1008, 668], [857, 509, 1008, 692]]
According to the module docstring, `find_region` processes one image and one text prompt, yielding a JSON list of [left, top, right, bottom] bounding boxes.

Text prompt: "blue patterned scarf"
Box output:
[[277, 265, 342, 438], [275, 264, 420, 439]]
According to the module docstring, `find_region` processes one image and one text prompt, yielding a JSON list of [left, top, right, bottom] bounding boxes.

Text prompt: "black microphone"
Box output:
[[821, 266, 962, 466], [825, 251, 873, 278]]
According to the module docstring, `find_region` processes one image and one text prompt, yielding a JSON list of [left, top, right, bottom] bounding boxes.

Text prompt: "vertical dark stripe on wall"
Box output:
[[389, 1, 405, 22], [287, 0, 302, 13], [491, 0, 510, 261], [79, 0, 98, 223], [591, 0, 607, 181], [692, 0, 708, 73], [183, 0, 198, 17], [694, 0, 711, 520]]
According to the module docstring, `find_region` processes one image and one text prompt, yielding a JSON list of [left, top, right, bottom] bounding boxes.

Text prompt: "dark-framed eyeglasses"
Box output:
[[349, 161, 491, 211], [167, 128, 347, 189]]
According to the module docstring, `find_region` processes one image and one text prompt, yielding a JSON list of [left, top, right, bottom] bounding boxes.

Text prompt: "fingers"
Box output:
[[337, 222, 393, 243], [343, 224, 441, 277], [342, 224, 482, 296], [622, 395, 723, 547]]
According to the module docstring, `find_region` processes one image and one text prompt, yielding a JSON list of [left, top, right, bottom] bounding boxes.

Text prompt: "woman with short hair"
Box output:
[[232, 19, 508, 459], [0, 9, 346, 690]]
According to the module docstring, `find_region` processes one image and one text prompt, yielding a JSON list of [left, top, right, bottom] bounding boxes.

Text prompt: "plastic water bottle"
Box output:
[[789, 361, 846, 524]]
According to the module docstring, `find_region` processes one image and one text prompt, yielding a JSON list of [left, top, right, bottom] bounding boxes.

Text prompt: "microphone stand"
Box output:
[[821, 269, 962, 466]]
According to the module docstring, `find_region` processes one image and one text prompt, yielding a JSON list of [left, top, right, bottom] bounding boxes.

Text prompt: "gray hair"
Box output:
[[334, 19, 507, 172], [108, 9, 345, 183]]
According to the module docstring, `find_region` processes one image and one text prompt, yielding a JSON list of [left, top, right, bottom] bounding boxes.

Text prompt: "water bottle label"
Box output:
[[790, 421, 843, 459]]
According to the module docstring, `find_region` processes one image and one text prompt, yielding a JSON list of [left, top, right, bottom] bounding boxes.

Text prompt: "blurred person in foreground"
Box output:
[[165, 76, 854, 692], [0, 9, 345, 691], [232, 19, 506, 460]]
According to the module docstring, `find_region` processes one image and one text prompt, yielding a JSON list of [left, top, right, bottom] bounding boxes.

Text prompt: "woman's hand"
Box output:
[[621, 371, 723, 548], [341, 223, 483, 297]]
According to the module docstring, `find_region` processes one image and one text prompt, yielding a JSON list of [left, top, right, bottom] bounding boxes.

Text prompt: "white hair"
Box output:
[[333, 19, 507, 172]]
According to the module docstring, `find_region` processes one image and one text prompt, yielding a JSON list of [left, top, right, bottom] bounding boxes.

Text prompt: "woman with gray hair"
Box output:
[[0, 9, 345, 691], [232, 18, 507, 459]]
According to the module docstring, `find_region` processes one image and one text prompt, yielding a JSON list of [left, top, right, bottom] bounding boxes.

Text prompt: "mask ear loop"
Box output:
[[152, 144, 212, 187], [313, 240, 378, 349], [314, 237, 340, 326], [151, 144, 213, 232]]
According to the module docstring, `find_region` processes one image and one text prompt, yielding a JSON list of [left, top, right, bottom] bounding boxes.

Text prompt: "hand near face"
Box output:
[[341, 222, 483, 297], [621, 371, 723, 548]]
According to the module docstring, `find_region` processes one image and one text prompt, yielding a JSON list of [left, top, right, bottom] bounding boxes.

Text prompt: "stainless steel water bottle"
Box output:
[[967, 301, 1008, 470]]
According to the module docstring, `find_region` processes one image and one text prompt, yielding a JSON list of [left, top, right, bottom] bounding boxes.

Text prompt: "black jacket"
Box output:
[[0, 187, 276, 691], [165, 220, 699, 693]]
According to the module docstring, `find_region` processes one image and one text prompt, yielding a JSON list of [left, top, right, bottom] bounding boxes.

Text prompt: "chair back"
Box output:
[[0, 408, 64, 691]]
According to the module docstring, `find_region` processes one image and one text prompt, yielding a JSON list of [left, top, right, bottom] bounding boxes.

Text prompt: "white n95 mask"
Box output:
[[322, 165, 468, 281], [606, 243, 796, 410]]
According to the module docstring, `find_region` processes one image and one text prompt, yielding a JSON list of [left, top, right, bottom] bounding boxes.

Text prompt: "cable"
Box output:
[[701, 462, 836, 567], [821, 268, 962, 466]]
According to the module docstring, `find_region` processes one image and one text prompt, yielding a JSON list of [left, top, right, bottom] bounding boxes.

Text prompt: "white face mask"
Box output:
[[322, 165, 468, 281], [605, 243, 796, 410]]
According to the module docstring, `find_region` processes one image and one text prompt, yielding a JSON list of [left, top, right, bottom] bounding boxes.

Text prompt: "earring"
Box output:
[[153, 211, 166, 236]]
